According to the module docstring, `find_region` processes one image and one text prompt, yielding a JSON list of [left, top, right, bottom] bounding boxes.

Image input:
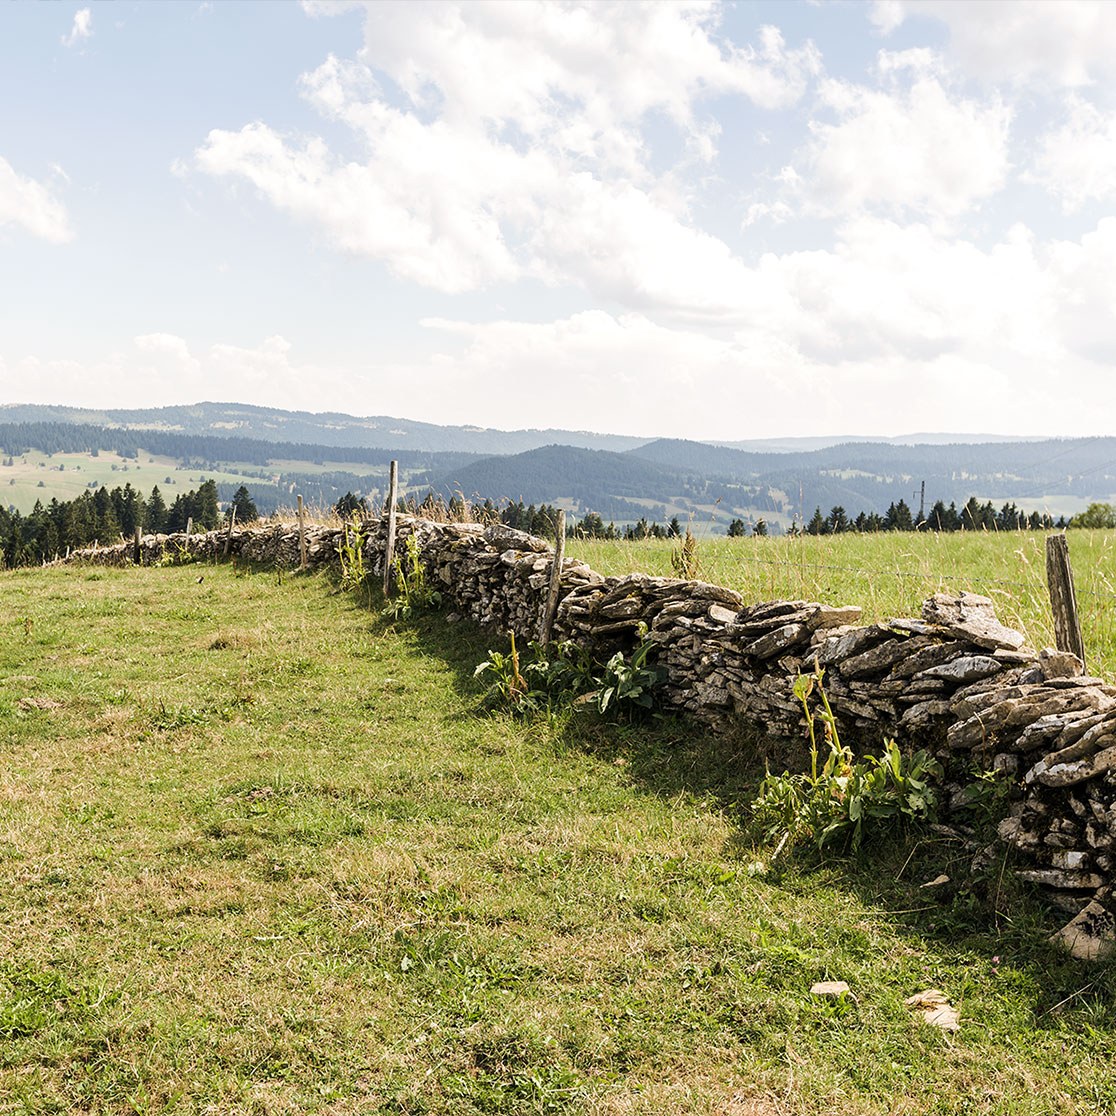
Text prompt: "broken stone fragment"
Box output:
[[1050, 900, 1116, 961], [1040, 647, 1085, 680], [809, 981, 852, 997]]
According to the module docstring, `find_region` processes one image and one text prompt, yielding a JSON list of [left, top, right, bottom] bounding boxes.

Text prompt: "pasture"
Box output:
[[1, 561, 1115, 1112], [569, 528, 1116, 679]]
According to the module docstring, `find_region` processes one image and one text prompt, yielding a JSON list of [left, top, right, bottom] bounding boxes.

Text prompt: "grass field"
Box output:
[[0, 451, 267, 514], [568, 529, 1116, 679], [2, 562, 1116, 1113]]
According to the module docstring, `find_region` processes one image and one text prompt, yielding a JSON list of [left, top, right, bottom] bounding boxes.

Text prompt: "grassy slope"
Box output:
[[0, 451, 265, 514], [1, 563, 1115, 1114], [569, 529, 1116, 679]]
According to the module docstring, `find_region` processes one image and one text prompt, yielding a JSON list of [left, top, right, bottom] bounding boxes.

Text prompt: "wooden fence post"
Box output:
[[133, 525, 142, 565], [185, 517, 192, 539], [540, 509, 566, 643], [224, 507, 236, 558], [383, 460, 398, 597], [297, 494, 308, 571], [1046, 533, 1086, 668]]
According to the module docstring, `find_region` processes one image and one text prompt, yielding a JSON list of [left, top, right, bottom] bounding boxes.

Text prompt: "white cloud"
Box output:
[[194, 1, 819, 313], [134, 332, 200, 371], [877, 1, 1116, 86], [0, 156, 72, 243], [62, 8, 92, 48], [796, 53, 1011, 220], [7, 203, 1116, 440], [0, 335, 350, 413], [1030, 96, 1116, 212]]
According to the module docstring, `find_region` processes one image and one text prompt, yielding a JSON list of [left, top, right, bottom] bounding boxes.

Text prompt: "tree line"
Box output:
[[798, 497, 1064, 536], [0, 481, 260, 567]]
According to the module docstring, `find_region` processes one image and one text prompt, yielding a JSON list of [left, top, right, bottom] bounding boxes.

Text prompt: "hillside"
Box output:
[[4, 403, 1116, 527], [631, 437, 1116, 520], [433, 444, 780, 527], [0, 402, 649, 455]]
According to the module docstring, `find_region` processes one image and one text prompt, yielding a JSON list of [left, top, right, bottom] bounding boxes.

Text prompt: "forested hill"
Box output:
[[0, 421, 477, 472], [433, 444, 687, 522], [0, 403, 648, 455], [630, 437, 1116, 510]]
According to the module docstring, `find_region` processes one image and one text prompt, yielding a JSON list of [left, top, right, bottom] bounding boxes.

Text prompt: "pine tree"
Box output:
[[231, 485, 259, 524], [147, 486, 169, 533]]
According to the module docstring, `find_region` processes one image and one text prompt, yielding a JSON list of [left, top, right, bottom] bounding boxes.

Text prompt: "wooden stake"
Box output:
[[133, 525, 142, 565], [297, 494, 308, 570], [1046, 533, 1086, 668], [383, 460, 399, 596], [185, 517, 192, 539], [224, 507, 236, 558], [540, 509, 566, 643]]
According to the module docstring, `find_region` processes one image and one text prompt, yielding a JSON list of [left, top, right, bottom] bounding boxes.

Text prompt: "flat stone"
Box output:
[[810, 981, 851, 997], [815, 624, 893, 666], [708, 604, 738, 625], [838, 636, 925, 680], [887, 641, 968, 680], [921, 592, 1026, 651], [899, 699, 952, 727], [921, 655, 1005, 684], [742, 622, 811, 659], [1016, 867, 1104, 890], [1025, 742, 1116, 788]]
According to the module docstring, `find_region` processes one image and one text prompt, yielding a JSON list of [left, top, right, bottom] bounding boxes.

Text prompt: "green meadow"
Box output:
[[1, 561, 1115, 1113], [569, 529, 1116, 679]]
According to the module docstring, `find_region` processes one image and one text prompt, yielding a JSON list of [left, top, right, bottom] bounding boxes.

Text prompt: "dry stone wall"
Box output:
[[66, 516, 1116, 945]]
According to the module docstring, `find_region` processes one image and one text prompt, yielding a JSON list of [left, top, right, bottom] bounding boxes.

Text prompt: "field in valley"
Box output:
[[1, 560, 1116, 1113]]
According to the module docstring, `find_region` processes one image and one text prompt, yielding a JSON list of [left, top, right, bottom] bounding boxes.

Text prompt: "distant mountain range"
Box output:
[[0, 402, 646, 455], [2, 402, 1112, 529]]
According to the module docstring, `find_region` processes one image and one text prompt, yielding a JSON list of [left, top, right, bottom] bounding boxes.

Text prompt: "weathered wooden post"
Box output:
[[297, 494, 308, 571], [185, 517, 192, 539], [133, 525, 142, 565], [223, 507, 236, 558], [540, 509, 566, 643], [1046, 533, 1086, 668], [383, 460, 399, 597]]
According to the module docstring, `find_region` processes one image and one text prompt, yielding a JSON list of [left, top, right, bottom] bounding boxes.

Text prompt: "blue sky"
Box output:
[[3, 0, 1116, 440]]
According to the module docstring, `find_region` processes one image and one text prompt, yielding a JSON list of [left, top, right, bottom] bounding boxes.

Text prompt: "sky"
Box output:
[[2, 0, 1116, 441]]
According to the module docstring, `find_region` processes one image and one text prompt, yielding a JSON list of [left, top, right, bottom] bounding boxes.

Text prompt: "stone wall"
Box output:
[[65, 516, 1116, 946]]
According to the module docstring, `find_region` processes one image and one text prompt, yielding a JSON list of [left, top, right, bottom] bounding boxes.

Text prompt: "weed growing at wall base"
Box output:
[[753, 665, 941, 854], [475, 626, 664, 721], [384, 533, 442, 620]]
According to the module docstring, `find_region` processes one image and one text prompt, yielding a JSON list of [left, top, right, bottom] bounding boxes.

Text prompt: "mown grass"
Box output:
[[568, 529, 1116, 679], [2, 561, 1116, 1114]]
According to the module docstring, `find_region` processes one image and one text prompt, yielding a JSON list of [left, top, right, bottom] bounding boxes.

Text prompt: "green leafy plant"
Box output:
[[593, 627, 666, 717], [336, 518, 371, 594], [475, 626, 663, 721], [474, 630, 533, 711], [752, 664, 941, 855], [154, 540, 194, 567], [384, 533, 442, 620]]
